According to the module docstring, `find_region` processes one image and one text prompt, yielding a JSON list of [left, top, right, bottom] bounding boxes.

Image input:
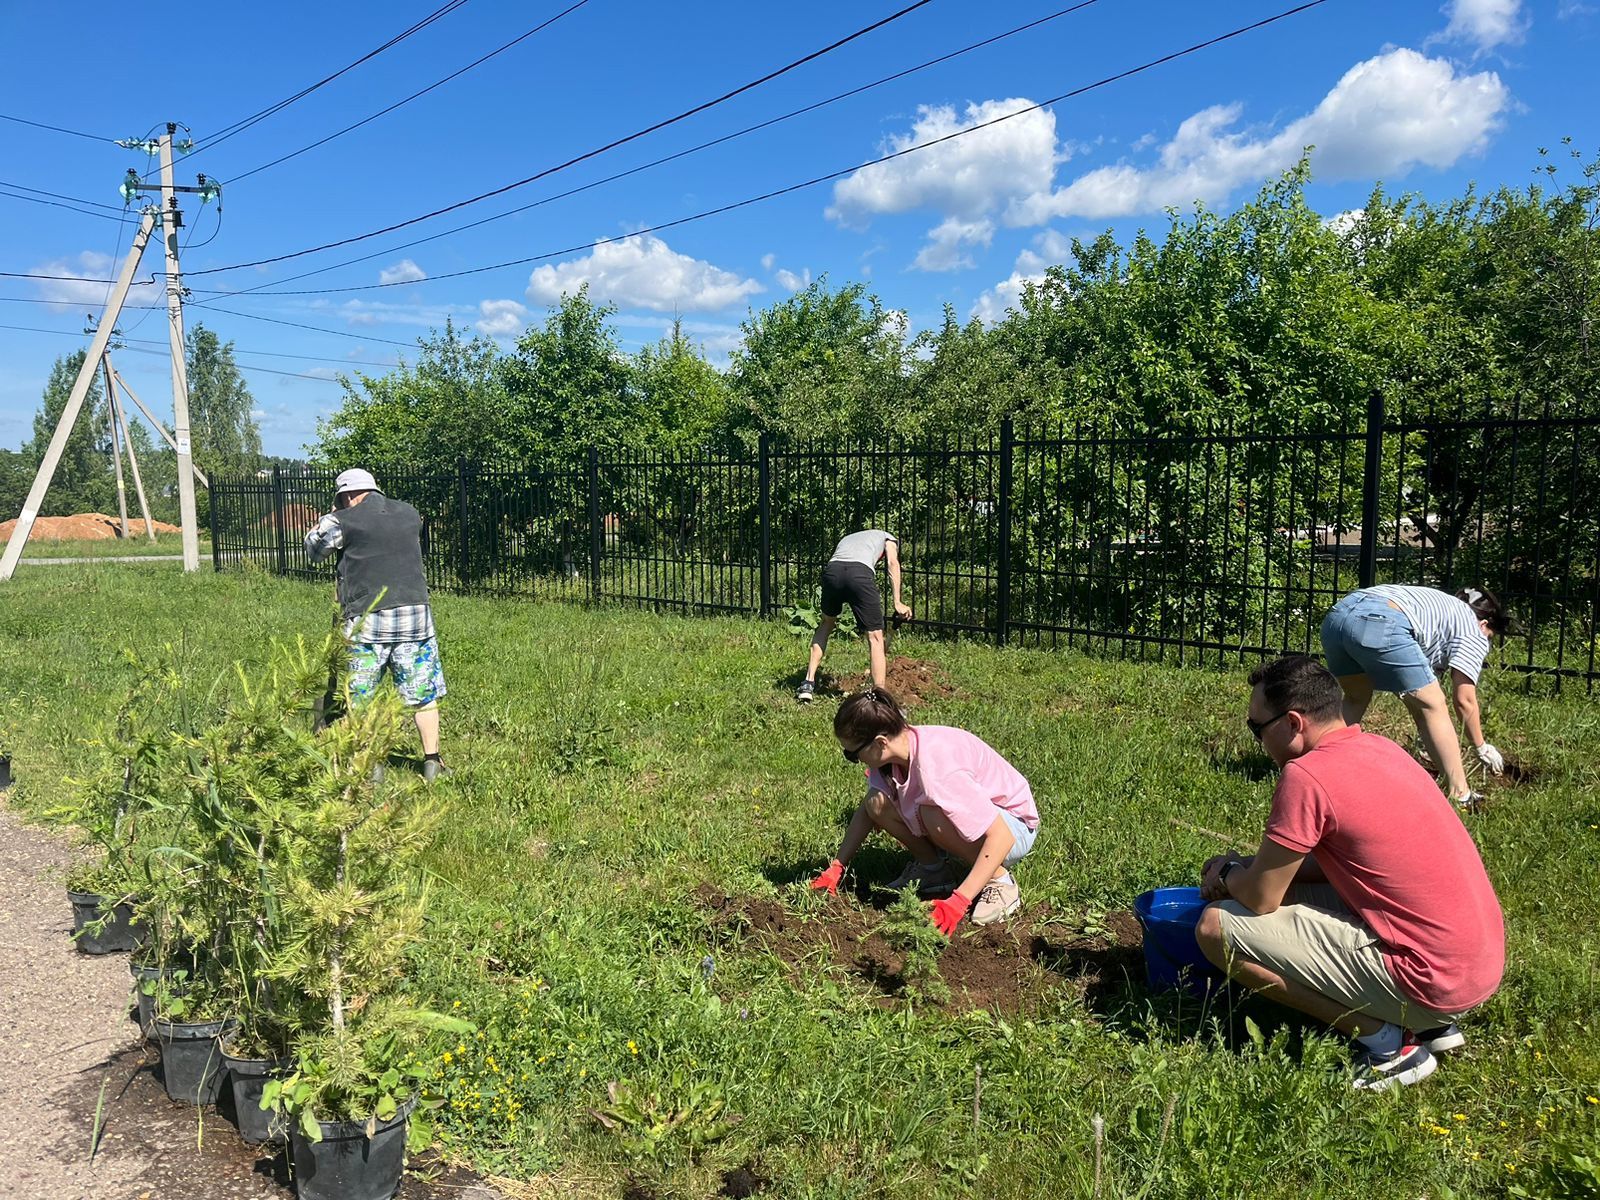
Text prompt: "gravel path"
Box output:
[[0, 800, 503, 1200]]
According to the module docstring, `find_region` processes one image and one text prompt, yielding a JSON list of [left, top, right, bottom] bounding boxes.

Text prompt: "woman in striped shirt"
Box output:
[[1319, 585, 1512, 809]]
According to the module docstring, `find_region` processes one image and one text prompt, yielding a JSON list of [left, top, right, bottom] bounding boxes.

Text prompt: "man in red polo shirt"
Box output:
[[1195, 654, 1505, 1091]]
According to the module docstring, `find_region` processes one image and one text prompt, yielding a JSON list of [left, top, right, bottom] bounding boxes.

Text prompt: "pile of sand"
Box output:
[[0, 512, 183, 541]]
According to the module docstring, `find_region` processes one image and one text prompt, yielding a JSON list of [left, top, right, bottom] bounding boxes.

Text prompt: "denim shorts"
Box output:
[[1319, 593, 1435, 695], [998, 808, 1037, 868]]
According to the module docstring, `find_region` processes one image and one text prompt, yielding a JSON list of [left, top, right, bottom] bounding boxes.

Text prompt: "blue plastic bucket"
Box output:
[[1134, 886, 1224, 994]]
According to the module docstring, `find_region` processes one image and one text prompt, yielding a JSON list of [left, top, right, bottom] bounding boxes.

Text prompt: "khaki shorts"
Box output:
[[1213, 884, 1465, 1029]]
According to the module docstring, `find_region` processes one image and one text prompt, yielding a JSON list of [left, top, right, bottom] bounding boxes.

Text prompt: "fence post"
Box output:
[[996, 418, 1014, 646], [758, 432, 773, 616], [271, 466, 287, 577], [1358, 390, 1384, 589], [587, 445, 602, 604], [207, 480, 220, 573], [456, 457, 471, 591]]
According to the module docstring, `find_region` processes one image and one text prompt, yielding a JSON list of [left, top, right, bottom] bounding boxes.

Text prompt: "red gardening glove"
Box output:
[[928, 892, 971, 936], [810, 859, 844, 895]]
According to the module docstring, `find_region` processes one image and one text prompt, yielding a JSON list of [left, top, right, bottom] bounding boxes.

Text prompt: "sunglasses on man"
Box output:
[[1246, 710, 1290, 741]]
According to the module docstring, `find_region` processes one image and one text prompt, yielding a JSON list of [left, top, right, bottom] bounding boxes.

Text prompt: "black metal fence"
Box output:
[[210, 395, 1600, 691]]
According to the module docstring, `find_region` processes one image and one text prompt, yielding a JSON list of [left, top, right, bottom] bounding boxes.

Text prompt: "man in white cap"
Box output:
[[304, 468, 449, 780]]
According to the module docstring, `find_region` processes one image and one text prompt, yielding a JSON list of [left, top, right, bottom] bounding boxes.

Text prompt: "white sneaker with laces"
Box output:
[[971, 875, 1021, 926]]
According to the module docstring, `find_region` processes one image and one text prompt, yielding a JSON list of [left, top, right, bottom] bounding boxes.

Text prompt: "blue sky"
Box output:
[[1, 0, 1595, 458]]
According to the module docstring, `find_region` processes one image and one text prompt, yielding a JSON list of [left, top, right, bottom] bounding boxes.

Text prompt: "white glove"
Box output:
[[1475, 743, 1505, 774]]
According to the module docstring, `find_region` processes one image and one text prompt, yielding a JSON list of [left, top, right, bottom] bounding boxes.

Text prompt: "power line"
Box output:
[[204, 0, 1104, 301], [0, 180, 124, 212], [0, 295, 419, 351], [185, 0, 938, 277], [211, 0, 1333, 300], [155, 0, 473, 173], [0, 324, 387, 376], [184, 304, 423, 349], [0, 187, 124, 223], [221, 0, 593, 187], [118, 344, 354, 381], [0, 112, 115, 143]]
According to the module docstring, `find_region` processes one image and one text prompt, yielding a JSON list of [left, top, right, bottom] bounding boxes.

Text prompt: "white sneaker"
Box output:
[[884, 855, 957, 895], [971, 876, 1021, 926]]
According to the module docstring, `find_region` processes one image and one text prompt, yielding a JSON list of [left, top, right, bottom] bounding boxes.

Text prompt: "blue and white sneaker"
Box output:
[[1351, 1036, 1437, 1092], [1415, 1023, 1466, 1054]]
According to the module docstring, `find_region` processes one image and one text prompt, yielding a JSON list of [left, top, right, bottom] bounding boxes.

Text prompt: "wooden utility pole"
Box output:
[[0, 209, 158, 581], [159, 124, 201, 572]]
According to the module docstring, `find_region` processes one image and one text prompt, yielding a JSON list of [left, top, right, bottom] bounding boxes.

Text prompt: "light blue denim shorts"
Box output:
[[998, 808, 1038, 868], [1319, 593, 1434, 695]]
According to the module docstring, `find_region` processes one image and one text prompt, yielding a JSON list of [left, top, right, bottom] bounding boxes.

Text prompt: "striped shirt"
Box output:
[[304, 512, 437, 645], [1362, 585, 1491, 682]]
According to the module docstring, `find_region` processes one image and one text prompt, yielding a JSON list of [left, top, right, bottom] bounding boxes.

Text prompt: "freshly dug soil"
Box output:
[[840, 656, 957, 706], [0, 513, 182, 541], [696, 886, 1142, 1016]]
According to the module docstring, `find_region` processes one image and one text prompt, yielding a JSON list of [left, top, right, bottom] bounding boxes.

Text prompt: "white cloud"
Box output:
[[378, 259, 427, 285], [828, 99, 1061, 270], [774, 267, 811, 292], [912, 217, 995, 273], [969, 231, 1071, 325], [29, 250, 162, 310], [1435, 0, 1527, 51], [476, 298, 528, 338], [310, 298, 469, 329], [760, 252, 776, 271], [1013, 49, 1509, 224], [525, 234, 763, 313]]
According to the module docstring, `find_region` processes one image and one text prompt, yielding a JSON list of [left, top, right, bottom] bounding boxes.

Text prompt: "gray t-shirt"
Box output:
[[829, 529, 897, 569]]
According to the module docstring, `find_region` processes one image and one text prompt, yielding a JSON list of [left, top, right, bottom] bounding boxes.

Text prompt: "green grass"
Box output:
[[18, 532, 210, 560], [2, 564, 1597, 1199]]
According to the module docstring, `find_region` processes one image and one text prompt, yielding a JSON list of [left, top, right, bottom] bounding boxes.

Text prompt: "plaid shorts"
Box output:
[[347, 638, 447, 708]]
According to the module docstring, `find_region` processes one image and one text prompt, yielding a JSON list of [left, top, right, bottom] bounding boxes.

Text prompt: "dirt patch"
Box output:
[[0, 512, 182, 541], [840, 656, 957, 706], [720, 1161, 771, 1196], [696, 886, 1142, 1017], [257, 504, 322, 534]]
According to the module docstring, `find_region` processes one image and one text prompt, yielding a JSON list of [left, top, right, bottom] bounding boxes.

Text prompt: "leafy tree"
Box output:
[[315, 320, 508, 472], [186, 324, 262, 477], [24, 350, 114, 516], [725, 277, 909, 445], [498, 288, 638, 464], [629, 320, 732, 451]]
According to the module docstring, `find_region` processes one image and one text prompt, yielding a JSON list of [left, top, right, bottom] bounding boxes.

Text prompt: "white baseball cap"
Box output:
[[333, 468, 382, 498]]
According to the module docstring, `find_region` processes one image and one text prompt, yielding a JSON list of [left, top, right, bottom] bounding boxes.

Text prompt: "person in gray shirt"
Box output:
[[797, 529, 912, 702], [304, 468, 450, 781]]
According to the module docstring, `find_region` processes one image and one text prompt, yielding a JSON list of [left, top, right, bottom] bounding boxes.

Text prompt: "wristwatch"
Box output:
[[1219, 860, 1243, 890]]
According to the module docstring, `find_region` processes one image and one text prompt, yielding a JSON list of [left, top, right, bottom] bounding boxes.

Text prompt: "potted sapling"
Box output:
[[177, 642, 336, 1142], [57, 657, 189, 956], [251, 667, 466, 1200]]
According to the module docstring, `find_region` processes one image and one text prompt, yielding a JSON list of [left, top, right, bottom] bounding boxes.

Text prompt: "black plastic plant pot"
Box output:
[[153, 1016, 237, 1105], [289, 1097, 415, 1200], [67, 890, 146, 954], [129, 961, 178, 1038], [221, 1048, 289, 1144], [0, 754, 11, 791]]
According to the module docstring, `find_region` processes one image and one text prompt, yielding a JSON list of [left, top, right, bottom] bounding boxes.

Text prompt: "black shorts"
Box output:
[[820, 560, 884, 632]]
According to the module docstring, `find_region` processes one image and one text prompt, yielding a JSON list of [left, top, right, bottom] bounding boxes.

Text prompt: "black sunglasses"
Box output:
[[1246, 710, 1290, 741], [841, 738, 875, 764]]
